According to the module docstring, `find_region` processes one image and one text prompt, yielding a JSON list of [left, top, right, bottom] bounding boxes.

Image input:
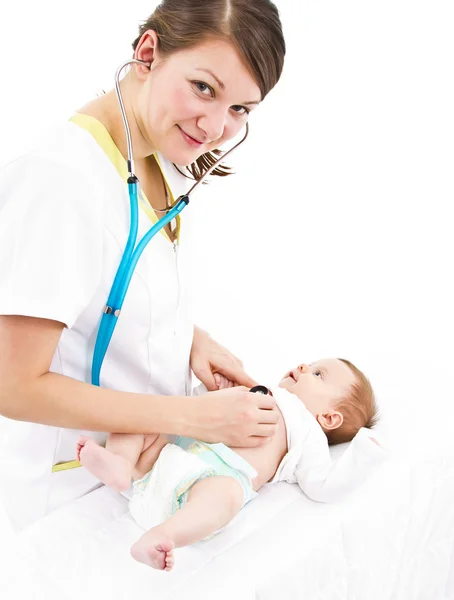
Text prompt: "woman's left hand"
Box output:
[[190, 326, 258, 391]]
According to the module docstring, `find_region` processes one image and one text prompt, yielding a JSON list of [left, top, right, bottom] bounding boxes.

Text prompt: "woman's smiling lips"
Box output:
[[177, 125, 204, 147]]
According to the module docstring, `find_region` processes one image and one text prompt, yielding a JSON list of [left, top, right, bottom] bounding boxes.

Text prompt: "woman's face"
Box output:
[[134, 34, 262, 166]]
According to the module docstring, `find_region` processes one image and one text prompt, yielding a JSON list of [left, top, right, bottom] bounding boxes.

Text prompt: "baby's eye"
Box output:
[[314, 371, 322, 378]]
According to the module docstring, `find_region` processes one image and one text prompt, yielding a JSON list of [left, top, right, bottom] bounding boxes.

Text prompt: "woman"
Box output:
[[0, 0, 286, 531]]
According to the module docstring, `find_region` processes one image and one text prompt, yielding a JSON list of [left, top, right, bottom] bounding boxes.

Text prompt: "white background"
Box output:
[[0, 0, 453, 557]]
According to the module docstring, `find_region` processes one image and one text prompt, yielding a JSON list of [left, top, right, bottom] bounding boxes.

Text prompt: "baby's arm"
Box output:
[[295, 425, 389, 503]]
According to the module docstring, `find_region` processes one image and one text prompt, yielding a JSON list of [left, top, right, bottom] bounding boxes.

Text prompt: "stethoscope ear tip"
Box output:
[[131, 58, 152, 69]]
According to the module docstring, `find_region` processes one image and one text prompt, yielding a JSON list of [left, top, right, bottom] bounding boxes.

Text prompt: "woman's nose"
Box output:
[[198, 108, 227, 142]]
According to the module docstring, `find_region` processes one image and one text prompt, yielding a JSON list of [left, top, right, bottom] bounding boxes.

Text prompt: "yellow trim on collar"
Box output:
[[69, 112, 180, 243], [52, 460, 82, 473]]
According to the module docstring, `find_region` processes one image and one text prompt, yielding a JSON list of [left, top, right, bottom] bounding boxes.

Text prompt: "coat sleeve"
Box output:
[[0, 154, 103, 328]]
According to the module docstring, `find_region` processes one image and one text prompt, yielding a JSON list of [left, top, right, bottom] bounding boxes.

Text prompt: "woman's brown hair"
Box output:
[[132, 0, 286, 181]]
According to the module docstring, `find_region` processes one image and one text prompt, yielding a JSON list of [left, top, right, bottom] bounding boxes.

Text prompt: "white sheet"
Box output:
[[1, 362, 454, 600]]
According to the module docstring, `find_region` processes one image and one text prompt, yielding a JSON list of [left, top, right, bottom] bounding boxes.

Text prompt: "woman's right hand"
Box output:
[[189, 386, 278, 447]]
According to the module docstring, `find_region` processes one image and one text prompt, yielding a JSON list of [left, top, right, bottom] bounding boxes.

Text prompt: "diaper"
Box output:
[[129, 437, 258, 539]]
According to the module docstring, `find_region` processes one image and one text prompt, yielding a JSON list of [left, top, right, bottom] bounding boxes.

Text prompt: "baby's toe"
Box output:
[[165, 552, 174, 570]]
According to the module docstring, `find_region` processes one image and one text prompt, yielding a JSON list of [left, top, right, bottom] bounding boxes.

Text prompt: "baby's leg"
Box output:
[[133, 434, 170, 481], [77, 433, 151, 492], [130, 476, 243, 570]]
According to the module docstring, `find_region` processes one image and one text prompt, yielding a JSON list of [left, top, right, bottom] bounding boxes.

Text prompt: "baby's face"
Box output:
[[279, 358, 356, 418]]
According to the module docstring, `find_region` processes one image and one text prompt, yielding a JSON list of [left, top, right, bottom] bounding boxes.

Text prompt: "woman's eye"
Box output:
[[231, 105, 250, 115], [193, 83, 249, 115], [194, 81, 213, 96]]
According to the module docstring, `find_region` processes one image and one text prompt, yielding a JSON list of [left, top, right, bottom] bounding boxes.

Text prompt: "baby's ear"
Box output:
[[317, 410, 343, 431]]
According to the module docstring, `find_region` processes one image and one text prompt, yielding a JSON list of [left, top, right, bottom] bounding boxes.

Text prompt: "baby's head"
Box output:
[[279, 358, 378, 445]]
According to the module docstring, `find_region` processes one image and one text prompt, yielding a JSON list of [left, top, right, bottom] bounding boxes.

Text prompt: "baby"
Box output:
[[77, 357, 387, 571]]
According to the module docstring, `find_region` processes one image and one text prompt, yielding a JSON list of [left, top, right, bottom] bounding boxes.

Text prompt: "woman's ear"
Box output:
[[133, 29, 159, 76]]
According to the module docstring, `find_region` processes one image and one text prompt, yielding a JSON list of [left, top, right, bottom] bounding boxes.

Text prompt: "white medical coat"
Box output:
[[0, 114, 195, 531]]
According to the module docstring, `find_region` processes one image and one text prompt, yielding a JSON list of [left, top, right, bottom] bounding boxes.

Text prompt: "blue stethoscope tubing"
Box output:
[[91, 182, 189, 386], [91, 58, 249, 386]]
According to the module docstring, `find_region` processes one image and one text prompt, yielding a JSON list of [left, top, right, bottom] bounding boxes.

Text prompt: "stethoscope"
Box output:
[[91, 59, 249, 385]]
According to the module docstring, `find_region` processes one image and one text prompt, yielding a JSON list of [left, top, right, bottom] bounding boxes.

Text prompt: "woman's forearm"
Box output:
[[0, 371, 194, 435]]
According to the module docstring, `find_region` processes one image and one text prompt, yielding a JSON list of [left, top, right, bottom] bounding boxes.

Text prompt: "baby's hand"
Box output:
[[214, 373, 235, 389]]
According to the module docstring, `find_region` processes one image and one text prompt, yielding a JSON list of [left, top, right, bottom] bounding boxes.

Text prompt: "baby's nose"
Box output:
[[298, 363, 309, 374]]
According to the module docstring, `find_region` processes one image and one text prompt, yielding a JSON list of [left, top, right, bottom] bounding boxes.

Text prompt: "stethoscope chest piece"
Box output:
[[250, 385, 270, 395]]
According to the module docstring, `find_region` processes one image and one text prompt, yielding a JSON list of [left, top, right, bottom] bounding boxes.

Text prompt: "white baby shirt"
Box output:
[[270, 387, 388, 502]]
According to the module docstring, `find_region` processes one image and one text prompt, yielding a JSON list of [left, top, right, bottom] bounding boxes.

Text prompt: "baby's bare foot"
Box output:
[[77, 436, 132, 492], [130, 529, 175, 571]]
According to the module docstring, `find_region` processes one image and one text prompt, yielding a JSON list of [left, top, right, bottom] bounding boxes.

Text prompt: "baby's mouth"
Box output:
[[280, 371, 297, 387]]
